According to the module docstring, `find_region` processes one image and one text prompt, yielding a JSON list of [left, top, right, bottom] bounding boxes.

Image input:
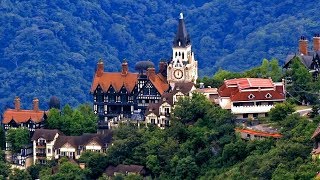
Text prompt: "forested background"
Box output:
[[0, 0, 319, 110]]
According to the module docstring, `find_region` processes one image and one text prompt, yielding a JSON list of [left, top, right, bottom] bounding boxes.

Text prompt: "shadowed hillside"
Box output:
[[0, 0, 319, 110]]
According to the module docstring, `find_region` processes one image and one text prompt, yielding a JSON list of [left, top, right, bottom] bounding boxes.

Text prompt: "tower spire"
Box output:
[[173, 13, 190, 47]]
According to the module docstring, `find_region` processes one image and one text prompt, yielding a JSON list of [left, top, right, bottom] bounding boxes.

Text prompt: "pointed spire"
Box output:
[[173, 12, 191, 47]]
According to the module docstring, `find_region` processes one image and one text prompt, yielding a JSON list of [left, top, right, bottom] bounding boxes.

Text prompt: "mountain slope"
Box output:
[[0, 0, 319, 109]]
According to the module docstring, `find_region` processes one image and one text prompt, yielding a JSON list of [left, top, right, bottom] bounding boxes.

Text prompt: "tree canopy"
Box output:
[[45, 104, 97, 136]]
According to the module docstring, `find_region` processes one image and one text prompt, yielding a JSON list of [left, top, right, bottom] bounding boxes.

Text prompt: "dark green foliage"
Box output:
[[27, 164, 43, 180], [0, 128, 5, 150], [39, 159, 86, 180], [45, 104, 97, 135], [200, 59, 282, 88], [104, 94, 235, 179], [0, 151, 10, 179], [268, 102, 295, 122], [286, 57, 316, 104], [9, 169, 32, 180], [78, 151, 108, 180], [1, 1, 320, 111], [6, 128, 30, 153]]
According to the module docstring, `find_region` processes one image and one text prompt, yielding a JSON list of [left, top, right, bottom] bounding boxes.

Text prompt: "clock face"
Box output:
[[174, 69, 183, 79]]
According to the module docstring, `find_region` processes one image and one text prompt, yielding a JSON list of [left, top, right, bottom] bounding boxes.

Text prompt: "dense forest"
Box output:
[[1, 94, 319, 179], [1, 0, 320, 110]]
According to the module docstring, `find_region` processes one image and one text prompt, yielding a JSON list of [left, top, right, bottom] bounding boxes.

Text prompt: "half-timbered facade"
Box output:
[[2, 97, 46, 133], [90, 60, 169, 129], [1, 97, 47, 168]]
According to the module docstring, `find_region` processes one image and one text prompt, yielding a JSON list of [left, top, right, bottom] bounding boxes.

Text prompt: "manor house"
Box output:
[[90, 13, 198, 129]]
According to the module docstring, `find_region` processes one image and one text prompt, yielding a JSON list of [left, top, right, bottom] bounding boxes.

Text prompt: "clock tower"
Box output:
[[167, 13, 198, 87]]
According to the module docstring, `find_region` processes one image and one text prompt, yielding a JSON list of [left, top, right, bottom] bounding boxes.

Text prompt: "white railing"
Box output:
[[231, 105, 274, 114]]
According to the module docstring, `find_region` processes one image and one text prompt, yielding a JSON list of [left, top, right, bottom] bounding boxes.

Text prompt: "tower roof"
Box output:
[[173, 13, 191, 47]]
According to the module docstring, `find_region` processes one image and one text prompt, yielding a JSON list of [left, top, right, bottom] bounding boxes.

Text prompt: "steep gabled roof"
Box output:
[[173, 13, 191, 47], [54, 131, 113, 149], [31, 129, 63, 141], [148, 74, 169, 95], [2, 109, 46, 124], [90, 72, 139, 93], [145, 92, 174, 116], [172, 82, 195, 95]]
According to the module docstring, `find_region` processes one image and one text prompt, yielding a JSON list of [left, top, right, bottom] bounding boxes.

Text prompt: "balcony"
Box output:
[[36, 153, 46, 159], [159, 112, 170, 117], [36, 142, 46, 148], [231, 105, 274, 114]]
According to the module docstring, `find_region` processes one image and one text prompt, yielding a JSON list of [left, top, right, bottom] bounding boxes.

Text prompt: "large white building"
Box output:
[[218, 78, 286, 119], [31, 129, 113, 164]]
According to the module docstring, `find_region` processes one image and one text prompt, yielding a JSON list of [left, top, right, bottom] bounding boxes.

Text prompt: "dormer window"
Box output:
[[248, 94, 255, 99], [265, 93, 272, 99]]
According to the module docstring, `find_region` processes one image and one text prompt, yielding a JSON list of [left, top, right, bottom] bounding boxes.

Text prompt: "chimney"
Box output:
[[159, 61, 167, 73], [33, 98, 39, 112], [121, 59, 128, 75], [14, 96, 21, 111], [314, 34, 320, 51], [147, 67, 156, 80], [96, 59, 104, 77], [299, 36, 308, 55], [199, 82, 204, 89]]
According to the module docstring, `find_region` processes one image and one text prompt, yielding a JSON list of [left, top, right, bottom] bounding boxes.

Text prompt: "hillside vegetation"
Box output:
[[0, 0, 319, 109]]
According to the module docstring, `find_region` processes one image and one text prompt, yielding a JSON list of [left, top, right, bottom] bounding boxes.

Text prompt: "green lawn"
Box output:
[[294, 105, 311, 111]]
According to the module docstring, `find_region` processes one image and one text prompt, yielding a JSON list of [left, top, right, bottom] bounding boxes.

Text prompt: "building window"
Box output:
[[248, 94, 255, 99], [48, 149, 51, 154], [243, 114, 248, 118], [182, 52, 184, 59], [265, 93, 272, 99], [151, 119, 156, 124], [253, 113, 258, 118]]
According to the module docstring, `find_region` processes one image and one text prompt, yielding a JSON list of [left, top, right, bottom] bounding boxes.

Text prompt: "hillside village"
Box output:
[[1, 13, 320, 179]]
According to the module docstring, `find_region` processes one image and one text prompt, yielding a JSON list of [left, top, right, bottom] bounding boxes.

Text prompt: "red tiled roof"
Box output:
[[91, 72, 169, 95], [218, 78, 285, 102], [230, 89, 285, 102], [2, 109, 46, 124], [224, 78, 274, 90], [90, 72, 139, 93], [236, 128, 282, 138], [149, 74, 169, 95]]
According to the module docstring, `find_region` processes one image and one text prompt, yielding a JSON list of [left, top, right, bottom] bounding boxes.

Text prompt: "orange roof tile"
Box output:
[[90, 72, 139, 93], [2, 109, 46, 124], [148, 74, 169, 95], [235, 128, 282, 138], [91, 70, 169, 95]]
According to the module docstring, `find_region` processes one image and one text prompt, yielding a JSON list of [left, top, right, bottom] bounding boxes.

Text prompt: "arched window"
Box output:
[[179, 52, 181, 56], [182, 52, 184, 59], [175, 52, 177, 57]]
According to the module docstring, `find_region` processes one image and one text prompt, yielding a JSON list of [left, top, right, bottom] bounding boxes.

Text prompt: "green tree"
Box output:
[[9, 169, 32, 180], [6, 128, 30, 153], [173, 93, 212, 124], [40, 160, 86, 180], [269, 102, 295, 121], [46, 104, 97, 136], [174, 156, 198, 180], [79, 151, 108, 179]]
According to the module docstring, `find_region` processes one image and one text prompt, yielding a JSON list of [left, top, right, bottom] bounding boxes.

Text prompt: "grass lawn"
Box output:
[[294, 105, 311, 111]]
